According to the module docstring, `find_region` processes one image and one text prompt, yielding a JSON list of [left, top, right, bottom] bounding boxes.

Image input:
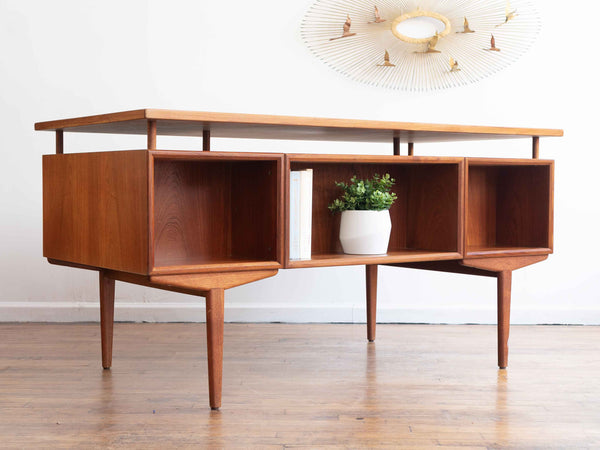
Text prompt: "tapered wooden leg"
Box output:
[[366, 265, 378, 342], [497, 270, 512, 369], [205, 288, 225, 410], [99, 271, 115, 370]]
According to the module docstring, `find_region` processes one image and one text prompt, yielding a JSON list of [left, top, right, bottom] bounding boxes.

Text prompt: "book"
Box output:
[[289, 171, 301, 260], [299, 169, 313, 260], [289, 169, 313, 260]]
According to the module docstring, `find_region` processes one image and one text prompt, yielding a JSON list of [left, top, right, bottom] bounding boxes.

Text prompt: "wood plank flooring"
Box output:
[[1, 323, 599, 448]]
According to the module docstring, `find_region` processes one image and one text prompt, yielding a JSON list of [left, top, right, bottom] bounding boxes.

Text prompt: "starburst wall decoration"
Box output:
[[301, 0, 540, 91]]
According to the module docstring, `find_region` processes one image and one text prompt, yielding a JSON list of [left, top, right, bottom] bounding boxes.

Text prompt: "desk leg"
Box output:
[[366, 265, 378, 342], [205, 288, 225, 410], [99, 271, 115, 369], [497, 270, 512, 369]]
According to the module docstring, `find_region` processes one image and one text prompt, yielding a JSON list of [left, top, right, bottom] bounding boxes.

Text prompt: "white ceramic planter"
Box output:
[[339, 210, 392, 255]]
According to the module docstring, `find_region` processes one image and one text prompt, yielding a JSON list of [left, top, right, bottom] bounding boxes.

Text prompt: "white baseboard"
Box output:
[[1, 301, 599, 325]]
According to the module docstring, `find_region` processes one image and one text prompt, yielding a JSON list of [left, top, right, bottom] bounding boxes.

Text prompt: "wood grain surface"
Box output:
[[149, 270, 278, 291], [99, 271, 115, 369], [1, 323, 598, 448], [287, 250, 462, 269], [42, 151, 149, 274], [461, 255, 548, 272], [34, 108, 564, 144], [497, 271, 512, 369], [205, 289, 224, 410]]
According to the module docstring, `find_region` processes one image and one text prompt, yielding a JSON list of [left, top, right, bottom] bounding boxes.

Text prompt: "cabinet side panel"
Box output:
[[153, 161, 232, 266], [43, 151, 149, 274], [407, 164, 459, 252], [231, 161, 278, 260], [467, 166, 497, 248], [548, 161, 554, 251], [496, 166, 550, 248]]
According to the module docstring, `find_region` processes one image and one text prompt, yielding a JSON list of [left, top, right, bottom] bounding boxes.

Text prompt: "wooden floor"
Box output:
[[1, 323, 599, 449]]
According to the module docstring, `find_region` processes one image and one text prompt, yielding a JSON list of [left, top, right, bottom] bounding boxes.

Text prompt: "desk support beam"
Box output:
[[408, 142, 414, 156], [532, 136, 539, 159], [99, 270, 115, 369], [99, 271, 225, 409], [205, 288, 225, 410], [461, 255, 546, 369], [366, 265, 378, 342], [55, 130, 63, 154], [497, 271, 511, 369], [393, 137, 400, 156], [88, 267, 277, 409], [147, 120, 157, 150], [391, 255, 547, 369], [203, 129, 211, 152]]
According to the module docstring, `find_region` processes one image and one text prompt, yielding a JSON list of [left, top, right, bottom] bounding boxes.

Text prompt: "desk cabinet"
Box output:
[[466, 159, 553, 257], [37, 109, 562, 409], [44, 151, 284, 275]]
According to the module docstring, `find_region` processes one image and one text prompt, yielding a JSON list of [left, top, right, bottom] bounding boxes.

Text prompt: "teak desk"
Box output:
[[36, 109, 563, 409]]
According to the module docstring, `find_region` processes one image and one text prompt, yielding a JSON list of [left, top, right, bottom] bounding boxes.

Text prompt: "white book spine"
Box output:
[[289, 171, 301, 260], [299, 169, 313, 260]]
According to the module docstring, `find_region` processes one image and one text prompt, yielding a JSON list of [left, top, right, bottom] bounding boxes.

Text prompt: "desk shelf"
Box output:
[[151, 152, 284, 274], [466, 159, 553, 258], [286, 155, 463, 268], [287, 250, 462, 268]]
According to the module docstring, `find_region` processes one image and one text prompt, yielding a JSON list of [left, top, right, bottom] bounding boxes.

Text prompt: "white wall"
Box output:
[[1, 0, 598, 324]]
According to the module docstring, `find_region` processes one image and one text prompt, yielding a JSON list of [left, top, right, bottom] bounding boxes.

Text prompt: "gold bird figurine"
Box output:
[[377, 50, 395, 66], [330, 15, 357, 40], [457, 17, 474, 33], [449, 57, 460, 72], [497, 0, 517, 27], [425, 32, 441, 53], [369, 6, 386, 24], [485, 34, 501, 51]]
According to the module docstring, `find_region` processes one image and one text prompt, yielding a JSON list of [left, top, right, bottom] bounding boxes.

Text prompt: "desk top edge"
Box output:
[[34, 108, 564, 141]]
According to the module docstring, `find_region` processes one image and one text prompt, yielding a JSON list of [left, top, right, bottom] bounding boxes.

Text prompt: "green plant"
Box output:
[[328, 173, 397, 212]]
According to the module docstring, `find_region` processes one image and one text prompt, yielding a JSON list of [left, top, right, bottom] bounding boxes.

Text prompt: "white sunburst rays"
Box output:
[[301, 0, 540, 91]]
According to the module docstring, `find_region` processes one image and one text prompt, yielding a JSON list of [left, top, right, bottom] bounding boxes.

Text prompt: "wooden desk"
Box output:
[[36, 109, 562, 409]]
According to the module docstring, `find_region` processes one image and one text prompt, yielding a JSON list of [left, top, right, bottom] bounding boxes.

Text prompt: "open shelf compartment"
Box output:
[[466, 159, 553, 258], [286, 155, 463, 268], [151, 151, 283, 274]]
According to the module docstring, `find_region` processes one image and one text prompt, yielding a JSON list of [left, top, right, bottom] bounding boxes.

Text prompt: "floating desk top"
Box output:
[[35, 109, 563, 144]]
